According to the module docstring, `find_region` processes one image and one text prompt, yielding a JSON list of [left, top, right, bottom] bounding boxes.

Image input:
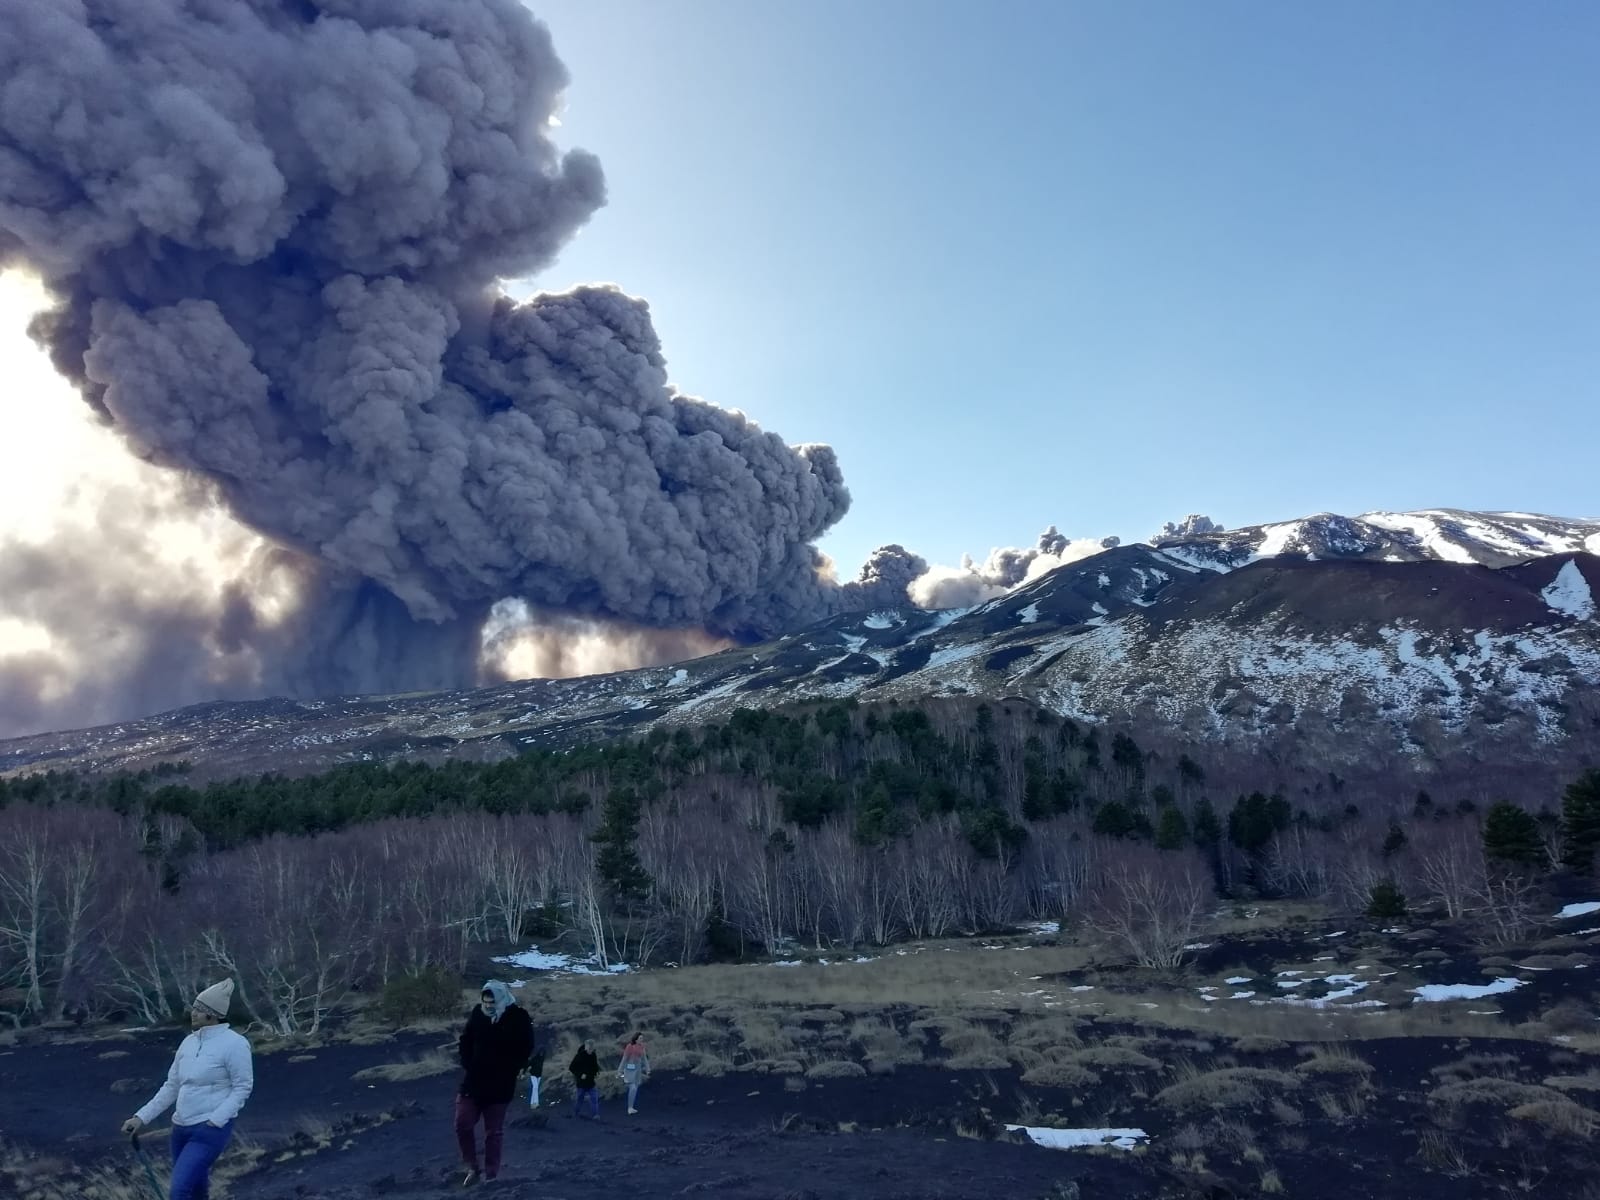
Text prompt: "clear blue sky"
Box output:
[[524, 0, 1600, 574]]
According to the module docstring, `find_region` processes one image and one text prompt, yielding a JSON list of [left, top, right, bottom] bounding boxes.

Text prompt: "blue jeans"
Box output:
[[170, 1120, 233, 1200], [572, 1086, 599, 1118]]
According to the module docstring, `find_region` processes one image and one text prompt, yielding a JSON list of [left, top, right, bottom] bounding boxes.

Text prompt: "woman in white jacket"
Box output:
[[121, 980, 253, 1200]]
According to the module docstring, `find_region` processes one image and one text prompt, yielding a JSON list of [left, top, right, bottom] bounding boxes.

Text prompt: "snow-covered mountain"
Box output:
[[1154, 508, 1600, 572], [2, 510, 1598, 786]]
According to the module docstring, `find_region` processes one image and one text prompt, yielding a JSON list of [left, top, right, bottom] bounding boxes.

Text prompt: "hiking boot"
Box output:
[[461, 1167, 480, 1187], [628, 1107, 638, 1114]]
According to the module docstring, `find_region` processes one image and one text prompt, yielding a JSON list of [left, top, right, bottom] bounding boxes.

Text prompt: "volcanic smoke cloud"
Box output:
[[0, 0, 938, 734]]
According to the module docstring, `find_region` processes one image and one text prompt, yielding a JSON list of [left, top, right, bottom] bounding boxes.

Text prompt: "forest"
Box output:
[[1, 698, 1595, 1033]]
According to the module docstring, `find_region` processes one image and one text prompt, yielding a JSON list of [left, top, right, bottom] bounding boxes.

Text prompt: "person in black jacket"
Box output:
[[455, 981, 533, 1186], [569, 1038, 600, 1120]]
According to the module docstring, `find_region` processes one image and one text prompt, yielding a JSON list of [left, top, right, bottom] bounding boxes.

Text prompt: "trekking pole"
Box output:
[[129, 1131, 165, 1200]]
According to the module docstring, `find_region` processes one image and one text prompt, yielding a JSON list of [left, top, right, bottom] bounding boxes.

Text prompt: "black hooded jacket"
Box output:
[[457, 1003, 534, 1104], [569, 1046, 599, 1089]]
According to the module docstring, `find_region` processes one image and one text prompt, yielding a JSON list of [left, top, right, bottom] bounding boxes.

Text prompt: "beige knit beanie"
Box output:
[[193, 979, 234, 1019]]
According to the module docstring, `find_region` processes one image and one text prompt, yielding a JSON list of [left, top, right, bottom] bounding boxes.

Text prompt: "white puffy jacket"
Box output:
[[135, 1024, 254, 1128]]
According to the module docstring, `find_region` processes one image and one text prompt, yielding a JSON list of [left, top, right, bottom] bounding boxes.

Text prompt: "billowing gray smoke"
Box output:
[[1152, 514, 1223, 542], [0, 0, 909, 734], [911, 526, 1115, 609]]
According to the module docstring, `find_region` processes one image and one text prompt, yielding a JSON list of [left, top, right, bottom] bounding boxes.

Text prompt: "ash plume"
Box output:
[[911, 526, 1112, 609], [0, 0, 901, 735]]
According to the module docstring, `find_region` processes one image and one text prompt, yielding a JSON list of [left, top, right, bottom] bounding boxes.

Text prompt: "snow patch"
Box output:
[[862, 612, 900, 630], [1006, 1126, 1148, 1151], [494, 947, 632, 976], [1556, 901, 1600, 919], [1016, 603, 1041, 625], [1542, 561, 1596, 620], [1412, 977, 1527, 1003]]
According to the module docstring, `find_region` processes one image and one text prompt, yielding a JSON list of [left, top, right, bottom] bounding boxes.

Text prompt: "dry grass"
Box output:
[[1509, 1098, 1600, 1138], [805, 1060, 866, 1080], [1231, 1035, 1289, 1055], [1066, 1046, 1162, 1073], [1294, 1045, 1375, 1082], [1155, 1067, 1301, 1113], [1021, 1062, 1100, 1089], [1258, 1167, 1286, 1194], [1545, 1072, 1600, 1096], [350, 1049, 455, 1083], [1416, 1130, 1475, 1177]]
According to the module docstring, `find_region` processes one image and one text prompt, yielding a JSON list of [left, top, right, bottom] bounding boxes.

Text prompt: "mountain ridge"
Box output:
[[2, 508, 1597, 787]]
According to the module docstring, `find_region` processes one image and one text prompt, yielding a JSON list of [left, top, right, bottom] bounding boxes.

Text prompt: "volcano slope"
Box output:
[[3, 903, 1596, 1200]]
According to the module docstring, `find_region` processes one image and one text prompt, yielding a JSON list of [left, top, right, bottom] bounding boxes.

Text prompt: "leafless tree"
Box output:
[[1083, 846, 1212, 969], [1411, 820, 1484, 919]]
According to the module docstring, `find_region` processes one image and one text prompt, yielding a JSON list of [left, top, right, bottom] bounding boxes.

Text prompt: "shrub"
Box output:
[[1295, 1051, 1374, 1081], [1021, 1062, 1100, 1089], [806, 1060, 866, 1079], [1233, 1036, 1288, 1055], [379, 966, 464, 1025], [1429, 1078, 1568, 1116], [1365, 879, 1407, 921], [1509, 1099, 1599, 1138], [1156, 1068, 1300, 1113], [946, 1051, 1011, 1070], [1540, 999, 1597, 1034], [1069, 1046, 1161, 1072]]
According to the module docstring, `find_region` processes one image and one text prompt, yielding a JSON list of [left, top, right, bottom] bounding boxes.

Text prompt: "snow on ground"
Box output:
[[1542, 561, 1596, 620], [1412, 977, 1526, 1003], [1225, 976, 1251, 985], [1016, 603, 1040, 625], [838, 634, 867, 653], [1097, 573, 1110, 588], [1252, 520, 1304, 560], [494, 947, 633, 976], [667, 669, 689, 687], [862, 612, 900, 630], [1023, 920, 1060, 935], [903, 606, 972, 645], [1006, 1126, 1149, 1151], [1360, 512, 1477, 563], [1556, 901, 1600, 919]]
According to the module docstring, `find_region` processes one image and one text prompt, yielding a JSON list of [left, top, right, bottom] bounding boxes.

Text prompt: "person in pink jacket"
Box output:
[[617, 1031, 651, 1114], [121, 980, 254, 1200]]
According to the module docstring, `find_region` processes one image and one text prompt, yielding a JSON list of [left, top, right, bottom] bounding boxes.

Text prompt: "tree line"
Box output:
[[1, 698, 1594, 1029]]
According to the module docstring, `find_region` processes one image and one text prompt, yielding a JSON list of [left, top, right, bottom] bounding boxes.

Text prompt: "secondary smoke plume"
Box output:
[[0, 0, 923, 735], [911, 527, 1117, 609]]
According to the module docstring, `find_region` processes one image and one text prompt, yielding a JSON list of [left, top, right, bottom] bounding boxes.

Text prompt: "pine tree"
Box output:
[[592, 787, 652, 899], [1381, 822, 1408, 859], [1560, 768, 1600, 873], [1155, 804, 1190, 851], [1482, 802, 1543, 870], [1365, 879, 1407, 921], [1192, 798, 1222, 849]]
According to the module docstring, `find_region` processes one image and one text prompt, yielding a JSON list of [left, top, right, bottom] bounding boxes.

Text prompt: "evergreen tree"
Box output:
[[592, 787, 652, 899], [1482, 802, 1543, 870], [1365, 879, 1407, 921], [1192, 798, 1222, 849], [1381, 822, 1408, 859], [1560, 768, 1600, 873], [1155, 804, 1190, 851], [1110, 732, 1145, 777], [1177, 754, 1205, 786]]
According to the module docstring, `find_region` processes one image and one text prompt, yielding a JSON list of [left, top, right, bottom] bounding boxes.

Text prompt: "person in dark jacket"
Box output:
[[455, 981, 533, 1186], [569, 1039, 600, 1119]]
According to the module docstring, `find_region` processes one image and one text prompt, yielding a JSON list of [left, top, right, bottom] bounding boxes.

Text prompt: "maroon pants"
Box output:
[[454, 1094, 509, 1178]]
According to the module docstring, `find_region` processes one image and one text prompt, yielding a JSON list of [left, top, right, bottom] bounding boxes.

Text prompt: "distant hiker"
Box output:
[[120, 979, 253, 1200], [569, 1039, 600, 1119], [455, 981, 534, 1187], [617, 1031, 651, 1114]]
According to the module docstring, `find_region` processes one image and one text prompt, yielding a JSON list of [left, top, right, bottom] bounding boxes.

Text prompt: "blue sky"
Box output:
[[524, 1, 1600, 575]]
